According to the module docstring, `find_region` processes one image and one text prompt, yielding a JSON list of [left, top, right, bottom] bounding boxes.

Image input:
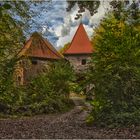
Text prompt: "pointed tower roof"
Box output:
[[18, 32, 63, 59], [63, 24, 93, 55]]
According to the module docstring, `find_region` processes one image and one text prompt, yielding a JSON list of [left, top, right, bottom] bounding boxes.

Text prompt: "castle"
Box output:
[[15, 23, 94, 84]]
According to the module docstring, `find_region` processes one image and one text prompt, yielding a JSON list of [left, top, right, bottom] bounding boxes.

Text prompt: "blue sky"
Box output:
[[29, 0, 111, 49]]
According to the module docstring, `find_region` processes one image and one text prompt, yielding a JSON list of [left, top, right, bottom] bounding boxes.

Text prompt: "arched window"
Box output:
[[17, 76, 21, 82], [16, 76, 22, 85]]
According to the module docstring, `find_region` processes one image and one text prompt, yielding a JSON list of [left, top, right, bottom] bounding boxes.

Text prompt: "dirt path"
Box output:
[[0, 104, 139, 139]]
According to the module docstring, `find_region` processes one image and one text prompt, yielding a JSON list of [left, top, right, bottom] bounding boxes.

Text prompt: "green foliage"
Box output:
[[66, 1, 100, 19], [20, 60, 75, 115], [0, 1, 75, 116], [0, 60, 75, 116], [88, 15, 140, 127], [0, 1, 32, 93], [0, 1, 75, 117], [46, 60, 76, 96], [26, 60, 75, 100], [110, 0, 140, 25], [0, 1, 31, 115], [59, 42, 70, 54]]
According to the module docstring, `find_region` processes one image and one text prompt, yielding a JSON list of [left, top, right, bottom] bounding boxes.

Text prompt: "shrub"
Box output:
[[0, 60, 75, 116]]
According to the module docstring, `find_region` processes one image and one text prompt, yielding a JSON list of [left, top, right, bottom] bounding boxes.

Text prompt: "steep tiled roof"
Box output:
[[18, 32, 63, 59], [63, 23, 93, 54]]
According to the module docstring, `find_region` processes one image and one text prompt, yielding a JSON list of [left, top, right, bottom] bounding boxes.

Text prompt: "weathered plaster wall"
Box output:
[[64, 54, 91, 73], [23, 58, 49, 83]]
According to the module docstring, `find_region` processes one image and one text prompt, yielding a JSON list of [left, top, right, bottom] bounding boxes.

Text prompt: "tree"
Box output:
[[87, 14, 140, 126], [0, 1, 30, 103], [110, 0, 140, 25], [66, 1, 100, 19], [59, 42, 70, 54], [0, 1, 45, 112], [66, 0, 140, 23], [15, 60, 75, 115]]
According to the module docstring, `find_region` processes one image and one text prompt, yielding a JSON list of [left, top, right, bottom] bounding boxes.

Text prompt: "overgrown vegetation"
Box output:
[[0, 60, 75, 116], [1, 1, 140, 129], [21, 60, 75, 115], [0, 1, 75, 117], [87, 1, 140, 127], [59, 42, 70, 54], [0, 1, 29, 116]]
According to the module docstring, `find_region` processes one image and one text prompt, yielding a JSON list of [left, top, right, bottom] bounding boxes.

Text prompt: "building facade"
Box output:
[[15, 32, 63, 85]]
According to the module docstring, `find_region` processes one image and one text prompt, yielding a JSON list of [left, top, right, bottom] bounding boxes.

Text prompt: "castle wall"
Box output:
[[23, 58, 49, 83], [64, 54, 91, 73], [15, 58, 52, 85]]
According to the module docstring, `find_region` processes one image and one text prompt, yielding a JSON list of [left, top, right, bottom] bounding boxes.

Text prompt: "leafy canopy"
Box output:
[[88, 13, 140, 126]]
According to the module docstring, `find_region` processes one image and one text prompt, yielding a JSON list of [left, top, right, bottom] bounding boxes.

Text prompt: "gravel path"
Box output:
[[0, 105, 139, 139]]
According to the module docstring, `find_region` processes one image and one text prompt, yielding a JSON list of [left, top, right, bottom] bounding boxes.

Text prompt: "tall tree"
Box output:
[[110, 0, 140, 25], [59, 42, 70, 54], [87, 8, 140, 126], [0, 1, 48, 108]]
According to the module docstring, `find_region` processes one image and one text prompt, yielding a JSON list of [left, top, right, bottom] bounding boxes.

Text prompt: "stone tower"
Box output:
[[63, 23, 94, 73]]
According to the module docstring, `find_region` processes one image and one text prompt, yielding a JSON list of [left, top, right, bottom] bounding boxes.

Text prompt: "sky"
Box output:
[[30, 0, 111, 50]]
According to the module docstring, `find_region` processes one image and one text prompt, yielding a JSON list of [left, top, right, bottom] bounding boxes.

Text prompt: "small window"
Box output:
[[81, 59, 86, 65], [19, 61, 22, 65], [31, 60, 38, 65], [17, 76, 21, 82]]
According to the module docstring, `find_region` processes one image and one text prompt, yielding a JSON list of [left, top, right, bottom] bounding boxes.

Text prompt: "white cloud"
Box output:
[[89, 0, 110, 26], [56, 25, 77, 48], [36, 0, 111, 49], [83, 25, 94, 38], [55, 1, 111, 48], [54, 4, 80, 48]]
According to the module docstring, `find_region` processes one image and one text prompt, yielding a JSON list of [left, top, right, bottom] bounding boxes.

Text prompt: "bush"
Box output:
[[26, 60, 76, 114], [0, 60, 75, 116]]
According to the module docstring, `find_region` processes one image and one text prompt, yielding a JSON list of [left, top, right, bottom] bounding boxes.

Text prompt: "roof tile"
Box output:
[[19, 32, 63, 59], [64, 24, 93, 54]]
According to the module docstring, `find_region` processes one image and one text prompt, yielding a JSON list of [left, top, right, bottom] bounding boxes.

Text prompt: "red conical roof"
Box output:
[[18, 32, 63, 59], [64, 24, 93, 54]]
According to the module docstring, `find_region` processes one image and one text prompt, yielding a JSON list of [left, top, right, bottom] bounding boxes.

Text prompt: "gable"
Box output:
[[18, 32, 63, 59]]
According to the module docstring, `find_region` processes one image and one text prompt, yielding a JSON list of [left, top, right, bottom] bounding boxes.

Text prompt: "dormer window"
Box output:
[[81, 59, 86, 65]]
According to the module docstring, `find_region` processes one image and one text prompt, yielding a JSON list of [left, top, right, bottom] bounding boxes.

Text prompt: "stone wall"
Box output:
[[15, 58, 50, 85], [64, 54, 92, 94], [64, 54, 91, 73], [23, 58, 49, 83]]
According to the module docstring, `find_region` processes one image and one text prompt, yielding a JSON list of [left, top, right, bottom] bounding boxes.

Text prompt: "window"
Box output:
[[31, 59, 38, 65], [17, 76, 21, 82], [16, 76, 22, 85], [81, 59, 86, 65], [19, 61, 22, 65]]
